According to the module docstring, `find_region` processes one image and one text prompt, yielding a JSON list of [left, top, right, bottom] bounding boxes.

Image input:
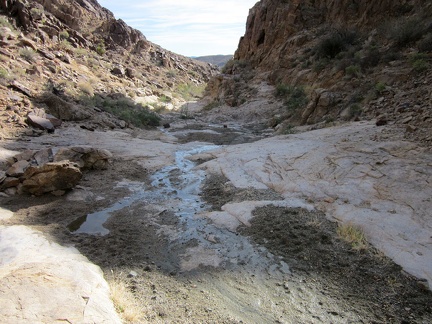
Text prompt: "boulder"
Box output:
[[54, 147, 112, 170], [27, 112, 55, 133], [111, 65, 125, 76], [6, 160, 30, 177], [22, 162, 82, 196], [33, 148, 53, 166], [41, 93, 92, 121], [0, 177, 20, 189], [0, 225, 121, 323]]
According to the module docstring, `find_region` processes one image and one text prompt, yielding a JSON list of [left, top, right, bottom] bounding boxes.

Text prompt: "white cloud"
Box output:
[[99, 0, 257, 56]]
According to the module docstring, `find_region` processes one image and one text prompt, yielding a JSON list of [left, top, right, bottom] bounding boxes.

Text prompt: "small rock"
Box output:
[[51, 190, 66, 196], [6, 160, 30, 177], [128, 271, 139, 278], [34, 148, 53, 166], [10, 81, 32, 97], [163, 123, 171, 128], [405, 125, 417, 133], [401, 116, 413, 124], [1, 177, 20, 189], [4, 187, 17, 196], [375, 116, 388, 126]]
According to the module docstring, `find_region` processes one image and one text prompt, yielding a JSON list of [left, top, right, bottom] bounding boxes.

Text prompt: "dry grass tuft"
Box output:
[[109, 274, 144, 323], [337, 222, 367, 250]]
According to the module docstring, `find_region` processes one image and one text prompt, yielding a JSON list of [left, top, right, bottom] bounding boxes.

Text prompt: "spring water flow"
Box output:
[[69, 144, 290, 274]]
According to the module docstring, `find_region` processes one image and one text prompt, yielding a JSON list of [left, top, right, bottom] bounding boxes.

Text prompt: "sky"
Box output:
[[98, 0, 258, 57]]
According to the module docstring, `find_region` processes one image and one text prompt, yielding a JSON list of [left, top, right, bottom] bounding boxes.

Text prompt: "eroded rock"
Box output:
[[22, 161, 82, 196], [54, 147, 112, 170]]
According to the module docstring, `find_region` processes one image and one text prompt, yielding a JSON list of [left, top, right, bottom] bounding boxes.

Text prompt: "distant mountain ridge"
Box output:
[[194, 55, 233, 68]]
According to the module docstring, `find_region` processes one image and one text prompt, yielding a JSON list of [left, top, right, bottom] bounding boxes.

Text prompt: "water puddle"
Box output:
[[67, 184, 147, 235]]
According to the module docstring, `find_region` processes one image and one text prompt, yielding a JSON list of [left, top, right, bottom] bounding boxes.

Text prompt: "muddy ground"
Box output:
[[1, 122, 432, 323]]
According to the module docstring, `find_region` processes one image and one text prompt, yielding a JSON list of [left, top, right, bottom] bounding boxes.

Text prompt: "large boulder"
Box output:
[[27, 112, 55, 133], [0, 225, 121, 323], [41, 93, 92, 121], [22, 161, 82, 196], [54, 147, 112, 170]]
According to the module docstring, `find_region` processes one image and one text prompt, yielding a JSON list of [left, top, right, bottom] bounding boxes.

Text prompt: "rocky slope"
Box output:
[[205, 0, 432, 145], [0, 0, 218, 138]]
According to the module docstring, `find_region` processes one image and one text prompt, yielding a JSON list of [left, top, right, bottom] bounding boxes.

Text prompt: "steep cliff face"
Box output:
[[206, 0, 432, 144], [235, 0, 423, 70]]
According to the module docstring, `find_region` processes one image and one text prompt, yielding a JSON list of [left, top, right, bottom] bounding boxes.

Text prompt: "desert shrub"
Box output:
[[418, 33, 432, 52], [176, 83, 205, 100], [337, 223, 367, 250], [160, 95, 171, 103], [410, 54, 429, 72], [0, 67, 11, 85], [78, 81, 94, 96], [0, 16, 13, 29], [387, 18, 427, 48], [275, 84, 308, 111], [109, 275, 145, 322], [180, 105, 192, 119], [166, 70, 177, 78], [348, 104, 362, 119], [382, 50, 402, 63], [19, 48, 37, 62], [95, 41, 106, 56], [375, 82, 386, 94], [59, 30, 69, 40], [312, 59, 329, 73], [315, 29, 359, 59], [97, 96, 160, 127], [345, 65, 361, 78], [30, 7, 44, 17], [58, 39, 73, 52], [0, 67, 8, 79], [360, 46, 381, 69], [275, 83, 291, 97]]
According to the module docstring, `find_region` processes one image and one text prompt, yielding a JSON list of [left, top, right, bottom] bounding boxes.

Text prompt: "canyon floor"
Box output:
[[1, 108, 432, 323]]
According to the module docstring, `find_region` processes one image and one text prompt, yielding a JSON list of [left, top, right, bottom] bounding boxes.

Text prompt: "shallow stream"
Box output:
[[70, 143, 289, 275]]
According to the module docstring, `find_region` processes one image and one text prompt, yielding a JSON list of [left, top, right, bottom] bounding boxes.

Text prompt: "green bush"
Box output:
[[166, 70, 177, 78], [160, 95, 171, 103], [0, 67, 8, 79], [59, 30, 69, 40], [409, 53, 429, 72], [315, 29, 359, 59], [387, 18, 427, 48], [375, 82, 386, 94], [348, 104, 362, 118], [275, 84, 308, 111], [86, 95, 160, 127], [176, 83, 205, 100], [0, 16, 13, 29], [418, 33, 432, 52], [345, 65, 361, 78], [95, 41, 106, 56], [19, 48, 37, 62]]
